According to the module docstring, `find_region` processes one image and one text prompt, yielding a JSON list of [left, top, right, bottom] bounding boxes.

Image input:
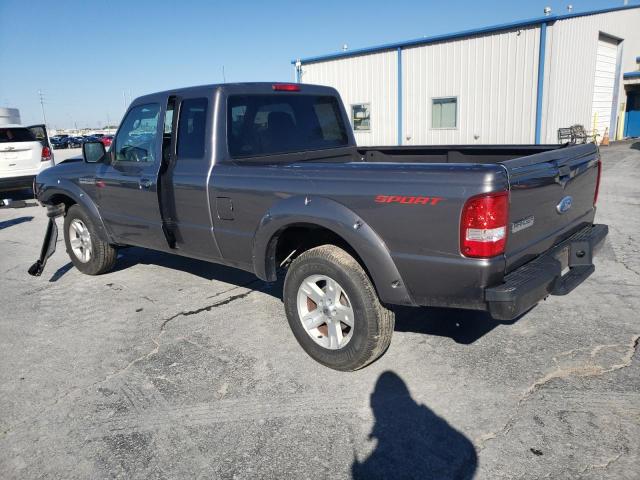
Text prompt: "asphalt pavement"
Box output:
[[1, 141, 639, 479]]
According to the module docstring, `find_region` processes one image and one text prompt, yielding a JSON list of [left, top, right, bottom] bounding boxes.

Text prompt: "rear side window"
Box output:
[[177, 97, 208, 158], [227, 94, 349, 158], [0, 128, 36, 143]]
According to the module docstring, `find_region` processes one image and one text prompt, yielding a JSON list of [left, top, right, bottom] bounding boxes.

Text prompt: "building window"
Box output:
[[432, 97, 457, 129], [351, 104, 371, 131]]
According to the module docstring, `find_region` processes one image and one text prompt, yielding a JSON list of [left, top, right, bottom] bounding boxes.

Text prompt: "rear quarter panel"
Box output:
[[293, 162, 509, 308]]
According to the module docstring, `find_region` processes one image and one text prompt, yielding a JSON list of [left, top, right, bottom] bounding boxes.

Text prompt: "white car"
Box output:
[[0, 124, 54, 193]]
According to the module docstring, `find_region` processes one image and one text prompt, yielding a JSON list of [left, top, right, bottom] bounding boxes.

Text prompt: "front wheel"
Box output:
[[64, 204, 117, 275], [283, 245, 395, 371]]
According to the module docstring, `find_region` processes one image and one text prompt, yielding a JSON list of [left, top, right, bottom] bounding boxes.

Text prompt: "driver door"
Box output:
[[95, 103, 166, 250]]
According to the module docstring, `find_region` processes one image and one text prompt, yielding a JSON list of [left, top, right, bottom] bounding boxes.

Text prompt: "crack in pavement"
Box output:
[[0, 279, 264, 439], [475, 334, 640, 450], [581, 452, 623, 475], [159, 280, 262, 331], [608, 226, 640, 278]]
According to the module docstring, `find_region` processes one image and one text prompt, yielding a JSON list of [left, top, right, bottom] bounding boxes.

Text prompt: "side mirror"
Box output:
[[82, 141, 106, 163]]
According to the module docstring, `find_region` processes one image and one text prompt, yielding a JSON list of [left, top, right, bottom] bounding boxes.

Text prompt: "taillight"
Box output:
[[41, 146, 52, 162], [460, 191, 509, 258], [272, 83, 300, 91], [593, 159, 602, 206]]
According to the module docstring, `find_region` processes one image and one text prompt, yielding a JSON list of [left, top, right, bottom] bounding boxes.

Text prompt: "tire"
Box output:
[[64, 204, 117, 275], [283, 245, 395, 371]]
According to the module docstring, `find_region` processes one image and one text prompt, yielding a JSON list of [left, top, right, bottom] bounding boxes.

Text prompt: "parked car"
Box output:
[[65, 137, 84, 148], [1, 124, 54, 192], [100, 135, 113, 147], [51, 137, 68, 149], [31, 83, 607, 370]]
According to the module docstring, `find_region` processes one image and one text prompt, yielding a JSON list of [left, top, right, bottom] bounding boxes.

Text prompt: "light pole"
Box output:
[[38, 90, 47, 126]]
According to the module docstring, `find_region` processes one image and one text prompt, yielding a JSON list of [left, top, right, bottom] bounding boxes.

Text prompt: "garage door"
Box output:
[[591, 34, 619, 140]]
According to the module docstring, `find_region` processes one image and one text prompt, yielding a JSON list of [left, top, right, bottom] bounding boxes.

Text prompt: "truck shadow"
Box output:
[[394, 306, 518, 345], [352, 371, 477, 480], [113, 247, 258, 284], [113, 247, 518, 344]]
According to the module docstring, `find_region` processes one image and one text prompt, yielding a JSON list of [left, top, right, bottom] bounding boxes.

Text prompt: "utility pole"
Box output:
[[123, 90, 127, 110], [222, 65, 226, 82], [38, 90, 47, 126]]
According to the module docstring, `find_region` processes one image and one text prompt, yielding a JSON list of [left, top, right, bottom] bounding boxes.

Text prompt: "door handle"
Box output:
[[139, 178, 153, 189]]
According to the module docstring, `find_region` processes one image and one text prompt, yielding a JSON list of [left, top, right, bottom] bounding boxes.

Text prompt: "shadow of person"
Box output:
[[352, 371, 477, 480]]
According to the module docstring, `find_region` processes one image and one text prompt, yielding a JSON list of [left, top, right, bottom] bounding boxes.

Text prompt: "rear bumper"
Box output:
[[0, 175, 35, 192], [485, 224, 608, 320]]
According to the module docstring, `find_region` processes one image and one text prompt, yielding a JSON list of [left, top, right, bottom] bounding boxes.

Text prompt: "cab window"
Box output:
[[227, 95, 348, 159], [177, 98, 208, 158], [114, 104, 160, 163]]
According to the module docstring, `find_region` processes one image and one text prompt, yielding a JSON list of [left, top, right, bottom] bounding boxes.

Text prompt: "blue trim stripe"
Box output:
[[624, 71, 640, 79], [397, 47, 402, 145], [535, 22, 547, 145], [292, 4, 640, 65]]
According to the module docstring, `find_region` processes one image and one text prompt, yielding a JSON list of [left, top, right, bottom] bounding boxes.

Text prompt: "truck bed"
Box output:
[[358, 144, 566, 164]]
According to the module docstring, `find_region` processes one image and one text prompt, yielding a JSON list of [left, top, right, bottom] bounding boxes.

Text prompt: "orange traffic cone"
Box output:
[[601, 127, 610, 146]]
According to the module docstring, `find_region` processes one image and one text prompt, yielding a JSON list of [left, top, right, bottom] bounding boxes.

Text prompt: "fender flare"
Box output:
[[39, 181, 112, 243], [252, 195, 415, 306]]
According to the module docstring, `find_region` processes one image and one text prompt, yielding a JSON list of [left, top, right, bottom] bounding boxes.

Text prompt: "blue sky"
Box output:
[[0, 0, 635, 128]]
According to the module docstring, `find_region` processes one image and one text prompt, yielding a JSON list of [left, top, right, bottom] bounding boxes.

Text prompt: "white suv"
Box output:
[[0, 124, 55, 193]]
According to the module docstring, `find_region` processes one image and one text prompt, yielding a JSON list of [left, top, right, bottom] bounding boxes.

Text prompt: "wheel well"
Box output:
[[270, 223, 371, 280], [47, 194, 76, 212]]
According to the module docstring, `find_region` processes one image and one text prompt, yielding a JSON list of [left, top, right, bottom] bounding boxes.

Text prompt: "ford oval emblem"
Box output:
[[556, 196, 573, 214]]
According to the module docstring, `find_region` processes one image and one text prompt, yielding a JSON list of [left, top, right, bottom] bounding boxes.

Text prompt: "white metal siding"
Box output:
[[591, 35, 618, 138], [299, 8, 640, 146], [402, 26, 540, 145], [541, 9, 640, 143], [301, 51, 398, 145]]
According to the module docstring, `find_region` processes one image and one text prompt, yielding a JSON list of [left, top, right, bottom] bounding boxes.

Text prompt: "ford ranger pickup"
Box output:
[[30, 82, 608, 370]]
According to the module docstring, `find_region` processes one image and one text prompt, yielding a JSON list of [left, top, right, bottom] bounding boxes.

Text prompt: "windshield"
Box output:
[[0, 128, 37, 143]]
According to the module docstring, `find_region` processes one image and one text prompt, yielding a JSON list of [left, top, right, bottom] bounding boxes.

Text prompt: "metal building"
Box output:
[[292, 5, 640, 145]]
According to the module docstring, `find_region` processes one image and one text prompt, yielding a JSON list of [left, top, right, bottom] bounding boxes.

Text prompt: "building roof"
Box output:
[[293, 4, 640, 65]]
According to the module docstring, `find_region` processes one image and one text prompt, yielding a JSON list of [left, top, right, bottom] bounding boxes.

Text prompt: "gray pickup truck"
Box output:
[[31, 82, 607, 370]]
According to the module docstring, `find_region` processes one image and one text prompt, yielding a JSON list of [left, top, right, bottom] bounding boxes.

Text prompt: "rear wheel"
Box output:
[[64, 204, 117, 275], [283, 245, 395, 371]]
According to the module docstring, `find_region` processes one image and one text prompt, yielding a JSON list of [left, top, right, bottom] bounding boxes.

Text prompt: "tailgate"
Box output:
[[502, 143, 600, 272], [0, 141, 42, 175]]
